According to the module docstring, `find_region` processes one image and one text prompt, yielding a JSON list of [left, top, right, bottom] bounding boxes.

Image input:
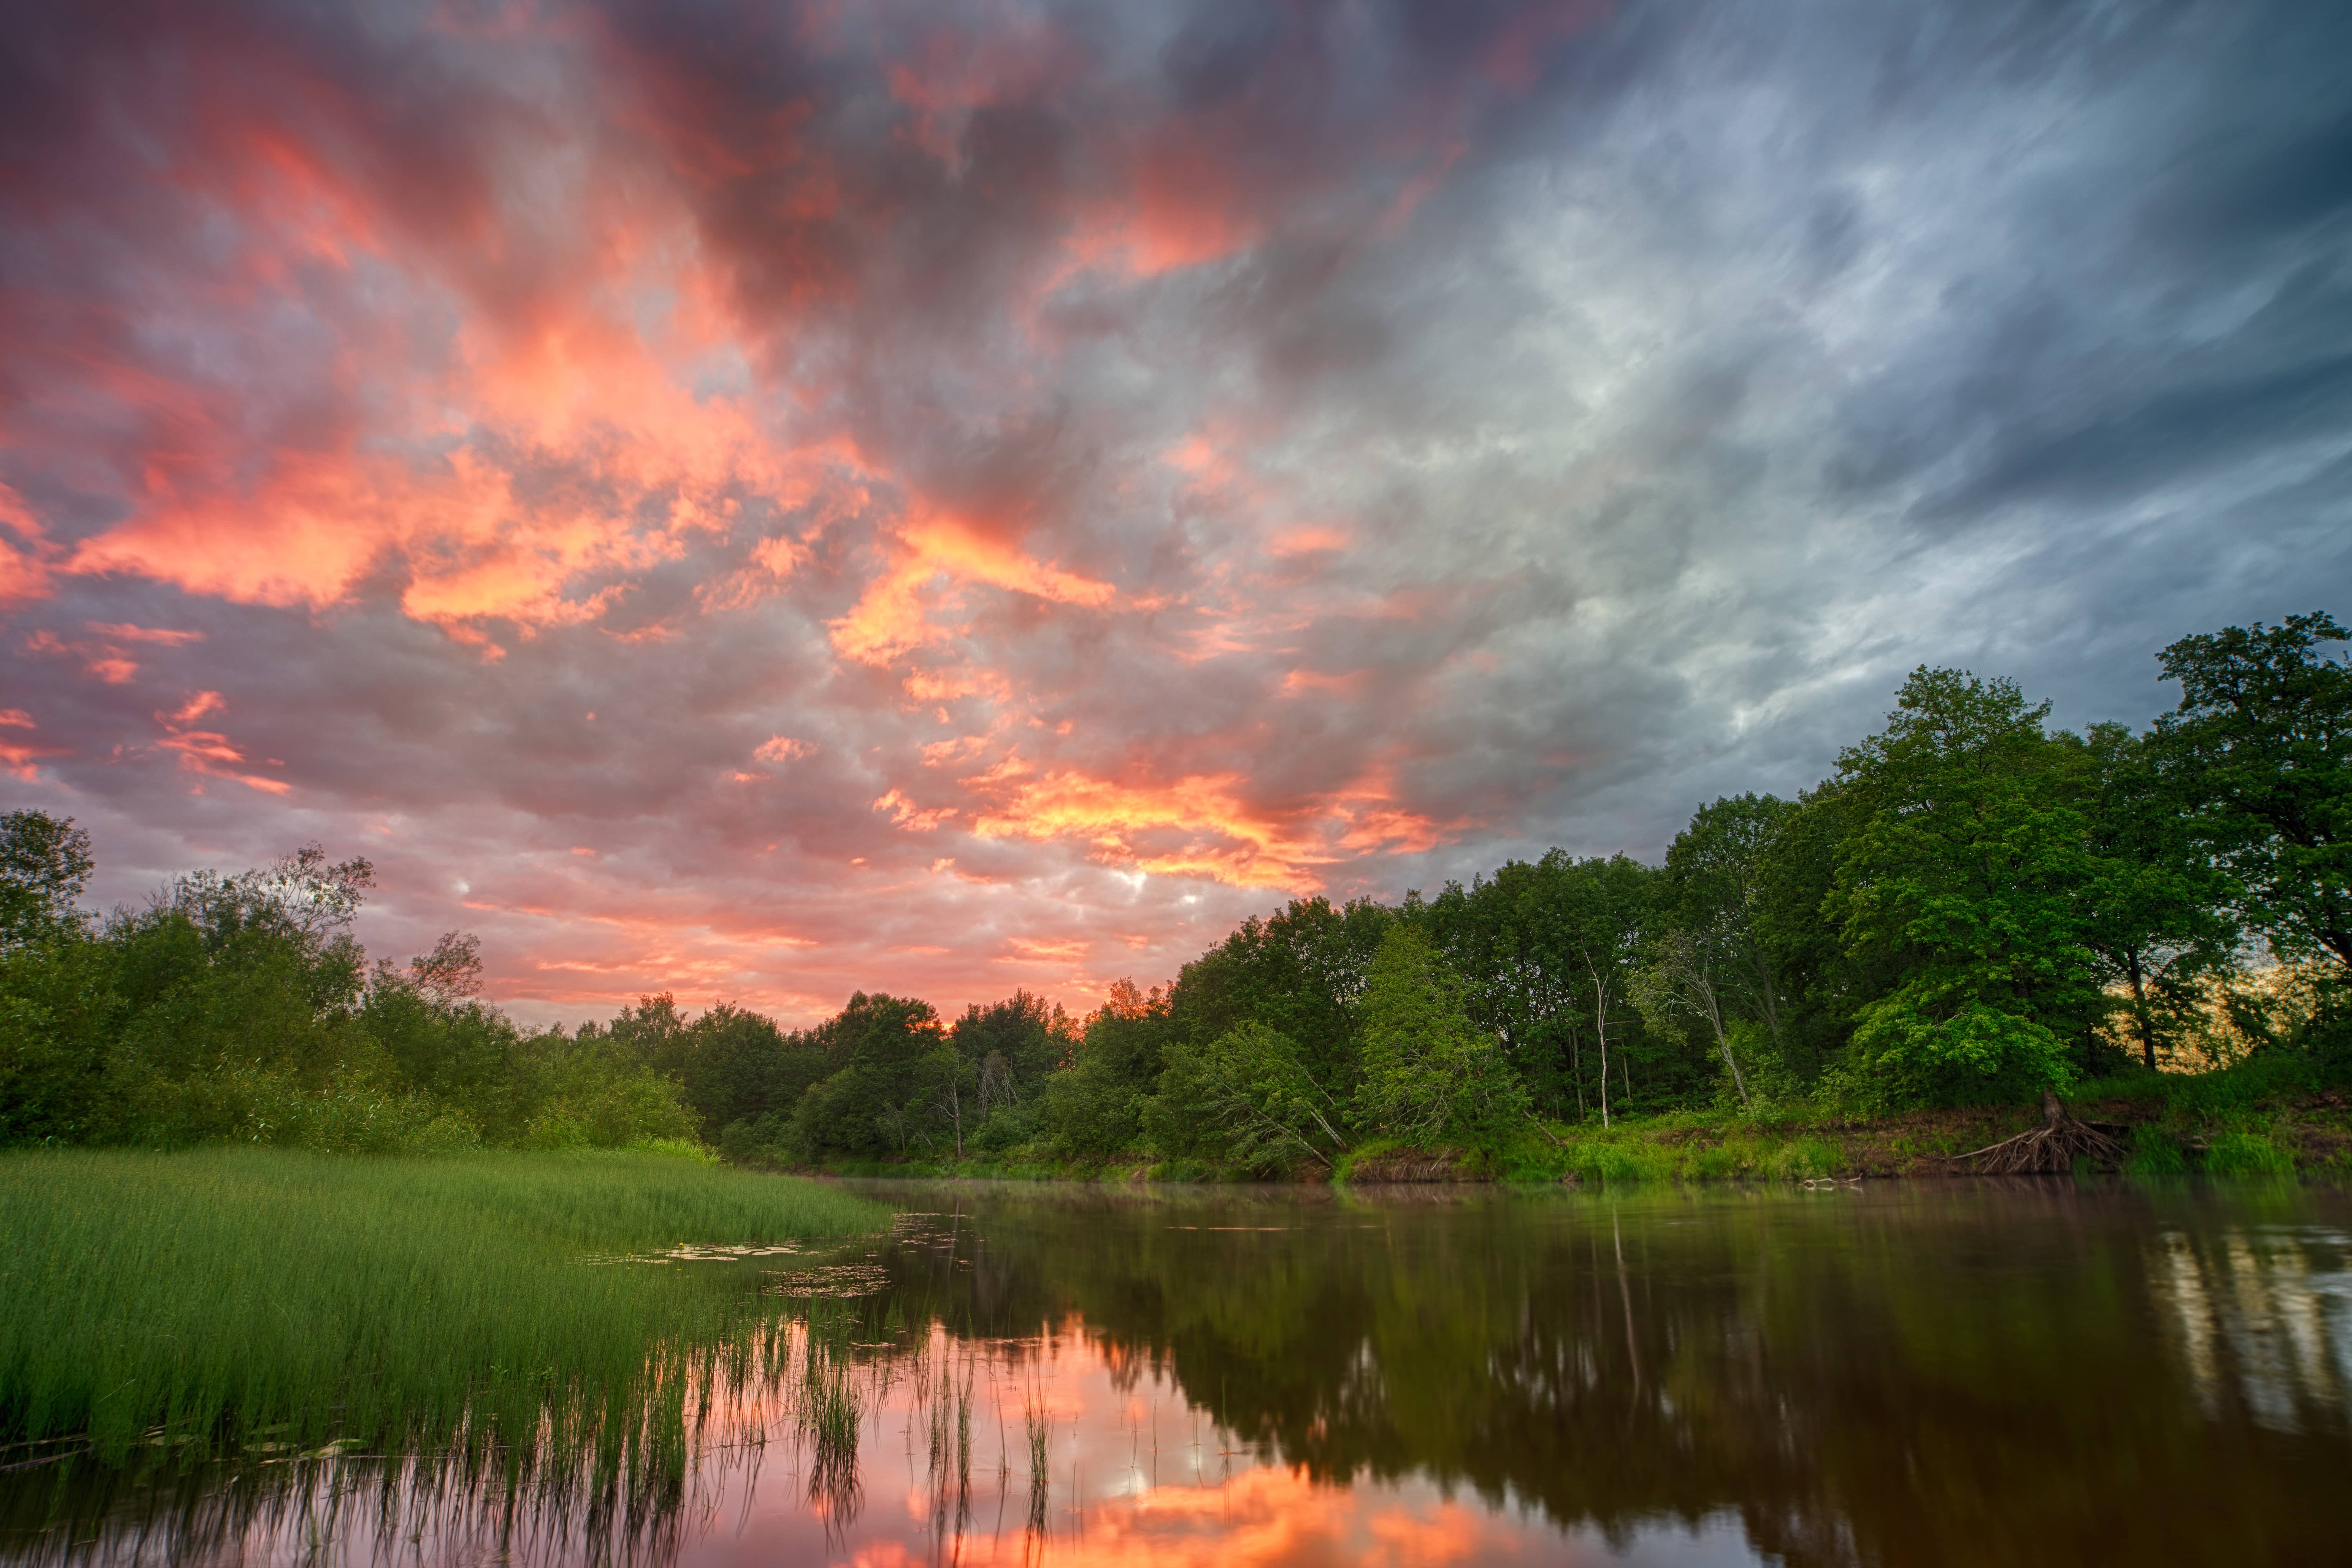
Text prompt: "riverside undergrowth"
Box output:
[[0, 1148, 889, 1465], [745, 1057, 2352, 1185]]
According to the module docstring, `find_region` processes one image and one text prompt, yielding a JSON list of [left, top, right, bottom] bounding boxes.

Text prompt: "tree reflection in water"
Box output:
[[4, 1182, 2348, 1566]]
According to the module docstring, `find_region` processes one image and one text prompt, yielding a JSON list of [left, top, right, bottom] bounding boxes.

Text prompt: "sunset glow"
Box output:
[[4, 0, 2340, 1025]]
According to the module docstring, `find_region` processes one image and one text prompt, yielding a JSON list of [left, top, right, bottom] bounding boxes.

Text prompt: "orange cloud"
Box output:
[[0, 710, 65, 782], [85, 622, 205, 645], [874, 786, 956, 832], [154, 691, 288, 795], [0, 483, 52, 606], [831, 502, 1116, 665], [25, 628, 147, 685], [967, 763, 1328, 891], [957, 755, 1464, 893], [1269, 524, 1352, 558]]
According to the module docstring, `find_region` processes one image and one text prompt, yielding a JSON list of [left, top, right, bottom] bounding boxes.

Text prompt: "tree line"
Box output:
[[0, 612, 2344, 1166]]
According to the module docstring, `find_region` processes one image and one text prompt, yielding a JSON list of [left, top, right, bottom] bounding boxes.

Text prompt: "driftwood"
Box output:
[[1956, 1090, 2124, 1174]]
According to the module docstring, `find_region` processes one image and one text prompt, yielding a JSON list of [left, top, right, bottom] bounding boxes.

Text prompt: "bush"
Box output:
[[1836, 999, 2074, 1112], [972, 1102, 1039, 1153], [1144, 1023, 1347, 1173], [1353, 926, 1529, 1144], [1040, 1057, 1142, 1158], [522, 1066, 696, 1149]]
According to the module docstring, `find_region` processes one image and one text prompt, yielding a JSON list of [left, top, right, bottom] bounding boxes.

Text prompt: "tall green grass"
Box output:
[[0, 1148, 887, 1464]]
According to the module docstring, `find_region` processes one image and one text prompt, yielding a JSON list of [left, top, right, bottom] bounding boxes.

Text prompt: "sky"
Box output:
[[3, 0, 2347, 1028]]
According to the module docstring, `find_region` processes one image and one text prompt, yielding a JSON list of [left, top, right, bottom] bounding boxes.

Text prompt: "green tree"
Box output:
[[2073, 722, 2241, 1070], [1662, 795, 1799, 1067], [1352, 925, 1529, 1145], [1166, 897, 1391, 1093], [787, 992, 944, 1158], [1039, 980, 1166, 1158], [0, 810, 94, 950], [2154, 612, 2351, 969], [1556, 855, 1660, 1126], [1145, 1021, 1352, 1172], [1829, 668, 2099, 1107], [1414, 858, 1586, 1117], [949, 990, 1072, 1099]]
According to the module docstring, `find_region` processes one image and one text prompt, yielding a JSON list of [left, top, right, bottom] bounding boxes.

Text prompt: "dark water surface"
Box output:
[[8, 1179, 2351, 1566]]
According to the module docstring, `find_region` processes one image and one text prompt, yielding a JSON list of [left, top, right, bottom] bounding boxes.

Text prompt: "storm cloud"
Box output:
[[3, 0, 2346, 1023]]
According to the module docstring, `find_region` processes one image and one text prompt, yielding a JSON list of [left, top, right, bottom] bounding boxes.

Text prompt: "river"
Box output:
[[8, 1179, 2350, 1566]]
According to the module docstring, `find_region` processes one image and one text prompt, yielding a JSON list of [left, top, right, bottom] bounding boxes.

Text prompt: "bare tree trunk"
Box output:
[[1588, 953, 1612, 1130], [1708, 998, 1751, 1109], [2125, 951, 2156, 1072]]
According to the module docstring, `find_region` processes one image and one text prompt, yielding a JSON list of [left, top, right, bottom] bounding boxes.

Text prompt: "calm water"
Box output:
[[8, 1179, 2352, 1566]]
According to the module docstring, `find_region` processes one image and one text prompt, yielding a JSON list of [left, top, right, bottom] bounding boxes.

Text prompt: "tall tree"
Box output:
[[1662, 794, 1800, 1075], [2155, 612, 2351, 969], [1556, 855, 1659, 1127], [1829, 668, 2102, 1106], [2072, 723, 2241, 1070], [1415, 859, 1585, 1117], [1166, 897, 1391, 1093], [0, 810, 94, 950], [1352, 926, 1528, 1145]]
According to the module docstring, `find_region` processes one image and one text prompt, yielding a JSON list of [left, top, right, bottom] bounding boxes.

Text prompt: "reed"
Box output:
[[1023, 1395, 1051, 1488], [0, 1146, 887, 1464]]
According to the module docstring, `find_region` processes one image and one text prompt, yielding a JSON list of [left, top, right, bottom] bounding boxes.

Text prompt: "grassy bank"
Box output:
[[739, 1057, 2352, 1185], [0, 1148, 888, 1463]]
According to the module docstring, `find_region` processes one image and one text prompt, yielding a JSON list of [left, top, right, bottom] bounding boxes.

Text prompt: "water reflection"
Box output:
[[5, 1182, 2350, 1566], [2153, 1223, 2352, 1431]]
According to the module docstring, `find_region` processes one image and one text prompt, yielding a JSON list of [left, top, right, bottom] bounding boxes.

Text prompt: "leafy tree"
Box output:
[[1662, 796, 1798, 1067], [2155, 612, 2351, 969], [1414, 858, 1586, 1117], [1555, 855, 1659, 1126], [1828, 668, 2100, 1106], [948, 989, 1073, 1103], [0, 935, 119, 1144], [1633, 929, 1750, 1108], [1352, 925, 1529, 1144], [1040, 980, 1167, 1158], [1145, 1022, 1351, 1171], [0, 810, 94, 950], [2072, 722, 2242, 1069], [1166, 898, 1391, 1093], [1749, 786, 1872, 1082], [787, 992, 944, 1158]]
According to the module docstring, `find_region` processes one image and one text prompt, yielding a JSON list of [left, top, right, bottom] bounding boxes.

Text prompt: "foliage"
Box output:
[[0, 809, 93, 950], [1353, 926, 1531, 1144], [1825, 668, 2105, 1106], [2074, 722, 2243, 1070], [1145, 1021, 1351, 1172], [2155, 612, 2350, 968]]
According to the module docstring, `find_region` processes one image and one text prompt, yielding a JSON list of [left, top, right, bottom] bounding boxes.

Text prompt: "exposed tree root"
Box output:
[[1956, 1090, 2125, 1174]]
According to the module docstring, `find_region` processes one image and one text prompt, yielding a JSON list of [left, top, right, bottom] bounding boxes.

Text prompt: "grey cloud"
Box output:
[[7, 0, 2347, 1026]]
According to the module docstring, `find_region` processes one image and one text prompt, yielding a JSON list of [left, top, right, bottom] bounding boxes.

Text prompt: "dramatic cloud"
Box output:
[[4, 0, 2346, 1024]]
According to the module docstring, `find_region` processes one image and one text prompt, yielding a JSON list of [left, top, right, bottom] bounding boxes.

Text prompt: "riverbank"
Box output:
[[752, 1062, 2352, 1184]]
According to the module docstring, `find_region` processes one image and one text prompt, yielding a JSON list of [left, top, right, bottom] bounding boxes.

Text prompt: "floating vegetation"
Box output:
[[585, 1241, 808, 1266], [766, 1263, 895, 1299]]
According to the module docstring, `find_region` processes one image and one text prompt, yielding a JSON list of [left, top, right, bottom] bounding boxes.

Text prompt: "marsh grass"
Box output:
[[0, 1147, 887, 1468]]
